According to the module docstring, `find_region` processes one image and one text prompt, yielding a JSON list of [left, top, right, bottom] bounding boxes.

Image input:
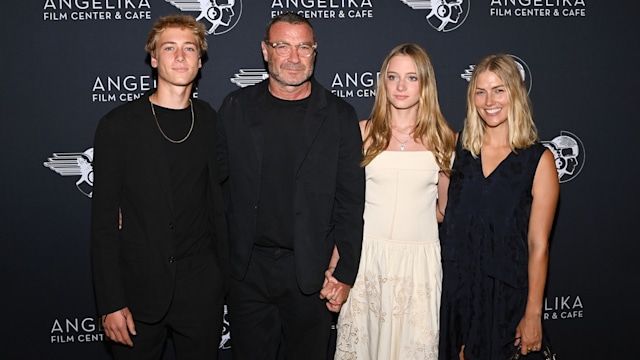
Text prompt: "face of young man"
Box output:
[[261, 22, 316, 89], [151, 27, 202, 91]]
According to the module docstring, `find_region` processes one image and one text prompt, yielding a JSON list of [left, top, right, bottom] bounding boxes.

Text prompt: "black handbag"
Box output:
[[503, 334, 557, 360], [504, 338, 556, 360]]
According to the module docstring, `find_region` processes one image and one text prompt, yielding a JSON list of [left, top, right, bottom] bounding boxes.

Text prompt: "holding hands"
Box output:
[[319, 246, 351, 312]]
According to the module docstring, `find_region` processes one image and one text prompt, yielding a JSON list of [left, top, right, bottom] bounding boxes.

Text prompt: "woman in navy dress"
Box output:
[[438, 54, 559, 359]]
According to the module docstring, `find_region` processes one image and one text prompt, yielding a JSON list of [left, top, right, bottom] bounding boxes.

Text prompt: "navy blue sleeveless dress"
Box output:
[[438, 139, 547, 360]]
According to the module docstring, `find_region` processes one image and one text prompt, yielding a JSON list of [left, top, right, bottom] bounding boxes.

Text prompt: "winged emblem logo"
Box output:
[[44, 148, 94, 198], [400, 0, 468, 32], [165, 0, 242, 35], [230, 69, 269, 88]]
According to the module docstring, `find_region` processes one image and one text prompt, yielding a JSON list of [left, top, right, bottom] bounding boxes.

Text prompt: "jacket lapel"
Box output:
[[295, 79, 327, 174], [246, 79, 326, 176], [247, 82, 269, 175]]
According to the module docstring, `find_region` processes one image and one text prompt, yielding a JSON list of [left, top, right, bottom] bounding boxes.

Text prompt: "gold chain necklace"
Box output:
[[150, 99, 194, 144]]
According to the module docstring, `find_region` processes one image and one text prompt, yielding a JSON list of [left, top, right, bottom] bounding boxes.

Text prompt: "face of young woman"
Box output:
[[385, 55, 421, 111], [473, 70, 510, 129]]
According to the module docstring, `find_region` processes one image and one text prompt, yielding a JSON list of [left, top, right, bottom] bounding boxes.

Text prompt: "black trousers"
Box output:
[[227, 246, 332, 360], [111, 252, 225, 360]]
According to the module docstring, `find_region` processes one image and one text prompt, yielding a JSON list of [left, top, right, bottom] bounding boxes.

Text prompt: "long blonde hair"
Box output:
[[362, 43, 455, 172], [462, 54, 538, 157]]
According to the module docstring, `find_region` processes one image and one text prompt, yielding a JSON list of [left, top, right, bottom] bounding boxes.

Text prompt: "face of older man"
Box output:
[[262, 21, 316, 92]]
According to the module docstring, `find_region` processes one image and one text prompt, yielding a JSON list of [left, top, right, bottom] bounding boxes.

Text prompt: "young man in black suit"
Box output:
[[91, 14, 228, 360], [217, 12, 365, 360]]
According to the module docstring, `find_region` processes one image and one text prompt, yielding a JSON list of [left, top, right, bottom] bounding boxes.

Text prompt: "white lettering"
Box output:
[[77, 333, 104, 342], [272, 0, 372, 9], [348, 9, 373, 18], [562, 8, 585, 16], [81, 318, 96, 332], [43, 0, 150, 10], [93, 75, 153, 92], [51, 319, 63, 333], [331, 89, 353, 98], [119, 93, 144, 102], [51, 335, 75, 343], [490, 0, 585, 7], [331, 72, 377, 88], [124, 10, 151, 19], [356, 88, 375, 97]]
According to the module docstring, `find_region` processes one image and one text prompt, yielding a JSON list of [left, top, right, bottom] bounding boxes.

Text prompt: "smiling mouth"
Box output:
[[486, 108, 502, 114]]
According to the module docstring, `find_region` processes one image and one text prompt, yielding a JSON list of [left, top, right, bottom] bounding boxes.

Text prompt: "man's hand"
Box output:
[[320, 268, 351, 313], [102, 307, 136, 346]]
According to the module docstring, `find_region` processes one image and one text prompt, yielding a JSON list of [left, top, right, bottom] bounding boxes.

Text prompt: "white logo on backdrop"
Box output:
[[489, 0, 586, 18], [219, 305, 231, 349], [51, 311, 231, 346], [331, 71, 379, 99], [460, 54, 533, 94], [230, 69, 269, 88], [166, 0, 242, 35], [400, 0, 469, 32], [542, 131, 585, 184], [92, 74, 155, 103], [543, 294, 584, 320], [50, 317, 104, 344], [43, 0, 152, 21], [43, 148, 94, 198], [270, 0, 374, 19]]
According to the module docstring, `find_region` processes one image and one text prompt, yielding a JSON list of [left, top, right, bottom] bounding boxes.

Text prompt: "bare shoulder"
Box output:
[[537, 149, 557, 174], [533, 149, 560, 195]]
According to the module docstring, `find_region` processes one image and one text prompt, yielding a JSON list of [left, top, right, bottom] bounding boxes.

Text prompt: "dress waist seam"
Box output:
[[365, 234, 440, 245]]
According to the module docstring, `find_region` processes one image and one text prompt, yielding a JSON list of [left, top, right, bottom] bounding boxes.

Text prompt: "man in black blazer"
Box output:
[[217, 13, 365, 360], [91, 15, 228, 359]]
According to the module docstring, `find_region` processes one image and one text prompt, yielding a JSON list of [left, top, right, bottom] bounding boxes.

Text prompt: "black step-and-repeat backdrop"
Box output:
[[2, 1, 639, 359]]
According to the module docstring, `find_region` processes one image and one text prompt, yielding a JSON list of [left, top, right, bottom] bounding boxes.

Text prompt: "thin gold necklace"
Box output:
[[150, 99, 194, 144]]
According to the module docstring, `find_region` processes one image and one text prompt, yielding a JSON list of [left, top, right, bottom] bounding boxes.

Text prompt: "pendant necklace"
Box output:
[[391, 132, 413, 151], [150, 99, 194, 144]]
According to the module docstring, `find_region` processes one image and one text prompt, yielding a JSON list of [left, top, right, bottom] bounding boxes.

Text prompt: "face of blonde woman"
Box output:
[[385, 55, 421, 111], [473, 70, 510, 129]]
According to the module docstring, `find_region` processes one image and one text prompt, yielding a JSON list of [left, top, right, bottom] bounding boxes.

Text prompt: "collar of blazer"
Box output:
[[240, 78, 330, 174]]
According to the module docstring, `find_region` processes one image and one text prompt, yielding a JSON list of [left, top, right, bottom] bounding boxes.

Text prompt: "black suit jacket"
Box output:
[[217, 79, 365, 294], [91, 94, 229, 322]]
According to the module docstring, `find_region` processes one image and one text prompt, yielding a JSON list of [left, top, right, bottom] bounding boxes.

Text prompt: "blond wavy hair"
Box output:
[[462, 54, 538, 157], [362, 43, 455, 172], [145, 14, 208, 58]]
